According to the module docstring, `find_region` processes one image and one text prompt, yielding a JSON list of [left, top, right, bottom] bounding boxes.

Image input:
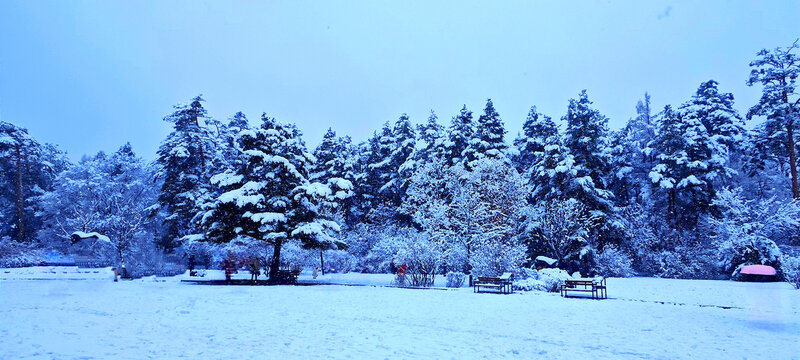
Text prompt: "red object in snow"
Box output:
[[740, 264, 777, 276], [398, 264, 407, 275]]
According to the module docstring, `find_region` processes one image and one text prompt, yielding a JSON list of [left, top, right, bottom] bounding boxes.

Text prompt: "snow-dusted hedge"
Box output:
[[445, 271, 466, 288], [593, 246, 633, 277], [0, 237, 43, 267], [319, 250, 355, 274], [782, 256, 800, 289], [513, 268, 572, 292], [396, 235, 439, 287]]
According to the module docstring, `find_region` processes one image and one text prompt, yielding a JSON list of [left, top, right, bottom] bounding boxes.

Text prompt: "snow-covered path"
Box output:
[[0, 276, 798, 359]]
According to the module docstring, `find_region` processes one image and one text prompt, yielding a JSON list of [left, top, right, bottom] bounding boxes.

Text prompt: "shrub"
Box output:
[[593, 246, 633, 277], [319, 250, 355, 273], [445, 271, 466, 288], [783, 256, 800, 289], [396, 234, 440, 287], [0, 237, 43, 267], [513, 268, 572, 292]]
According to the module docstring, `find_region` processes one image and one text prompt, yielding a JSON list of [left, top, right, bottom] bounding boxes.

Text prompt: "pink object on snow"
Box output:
[[739, 264, 777, 276]]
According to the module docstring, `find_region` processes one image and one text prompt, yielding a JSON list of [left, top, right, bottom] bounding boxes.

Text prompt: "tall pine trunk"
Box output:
[[319, 250, 325, 276], [268, 239, 283, 282], [14, 145, 24, 242], [785, 112, 799, 199]]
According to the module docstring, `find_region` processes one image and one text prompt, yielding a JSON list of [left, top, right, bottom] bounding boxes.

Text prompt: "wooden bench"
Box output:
[[271, 269, 301, 284], [473, 272, 513, 294], [560, 278, 607, 299]]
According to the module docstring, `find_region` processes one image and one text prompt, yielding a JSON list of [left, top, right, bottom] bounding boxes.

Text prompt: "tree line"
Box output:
[[1, 41, 799, 281]]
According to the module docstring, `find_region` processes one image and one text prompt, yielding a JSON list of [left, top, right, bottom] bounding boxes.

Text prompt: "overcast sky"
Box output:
[[1, 1, 798, 160]]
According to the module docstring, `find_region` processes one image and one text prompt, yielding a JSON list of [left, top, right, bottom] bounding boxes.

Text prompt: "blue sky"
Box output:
[[1, 1, 798, 160]]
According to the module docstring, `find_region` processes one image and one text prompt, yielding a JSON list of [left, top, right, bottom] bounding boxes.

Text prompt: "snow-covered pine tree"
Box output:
[[683, 80, 744, 154], [155, 96, 218, 251], [676, 107, 717, 227], [311, 129, 358, 226], [607, 129, 635, 206], [352, 132, 383, 219], [201, 115, 347, 281], [311, 128, 342, 182], [561, 90, 616, 240], [741, 125, 792, 199], [747, 40, 800, 199], [466, 99, 508, 168], [0, 121, 66, 242], [609, 94, 657, 206], [220, 112, 250, 167], [415, 110, 445, 165], [648, 105, 687, 228], [386, 113, 417, 208], [443, 105, 474, 167], [512, 106, 557, 174], [366, 122, 395, 208], [528, 128, 572, 204], [665, 81, 743, 227]]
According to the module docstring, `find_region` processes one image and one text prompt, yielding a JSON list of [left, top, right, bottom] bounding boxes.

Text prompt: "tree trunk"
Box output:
[[268, 239, 283, 282], [319, 250, 325, 276], [668, 188, 677, 229], [14, 145, 24, 242], [786, 119, 799, 199]]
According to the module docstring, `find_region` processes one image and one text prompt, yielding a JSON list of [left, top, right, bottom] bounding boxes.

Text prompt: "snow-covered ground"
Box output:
[[1, 269, 798, 359]]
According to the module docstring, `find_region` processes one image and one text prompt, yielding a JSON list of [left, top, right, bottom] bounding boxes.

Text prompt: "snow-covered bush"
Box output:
[[0, 237, 43, 267], [470, 238, 527, 277], [617, 204, 666, 275], [319, 250, 355, 273], [520, 199, 596, 274], [445, 271, 466, 288], [279, 242, 317, 271], [782, 256, 800, 289], [513, 268, 572, 292], [126, 245, 184, 278], [593, 246, 633, 277], [396, 234, 440, 287], [363, 229, 414, 273], [708, 188, 797, 277]]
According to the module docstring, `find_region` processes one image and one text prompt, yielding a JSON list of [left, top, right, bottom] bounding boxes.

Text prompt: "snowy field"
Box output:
[[1, 269, 799, 359]]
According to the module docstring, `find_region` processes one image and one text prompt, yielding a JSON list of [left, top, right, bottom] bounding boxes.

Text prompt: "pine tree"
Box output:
[[528, 128, 571, 203], [366, 122, 396, 208], [415, 110, 445, 164], [677, 108, 716, 227], [220, 112, 250, 170], [311, 128, 341, 182], [683, 80, 744, 153], [747, 40, 800, 199], [155, 96, 217, 251], [609, 94, 657, 206], [387, 113, 417, 207], [0, 122, 65, 242], [512, 106, 557, 174], [649, 105, 687, 228], [201, 115, 346, 281], [561, 90, 616, 238], [466, 99, 508, 167], [311, 129, 358, 226], [444, 105, 474, 167]]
